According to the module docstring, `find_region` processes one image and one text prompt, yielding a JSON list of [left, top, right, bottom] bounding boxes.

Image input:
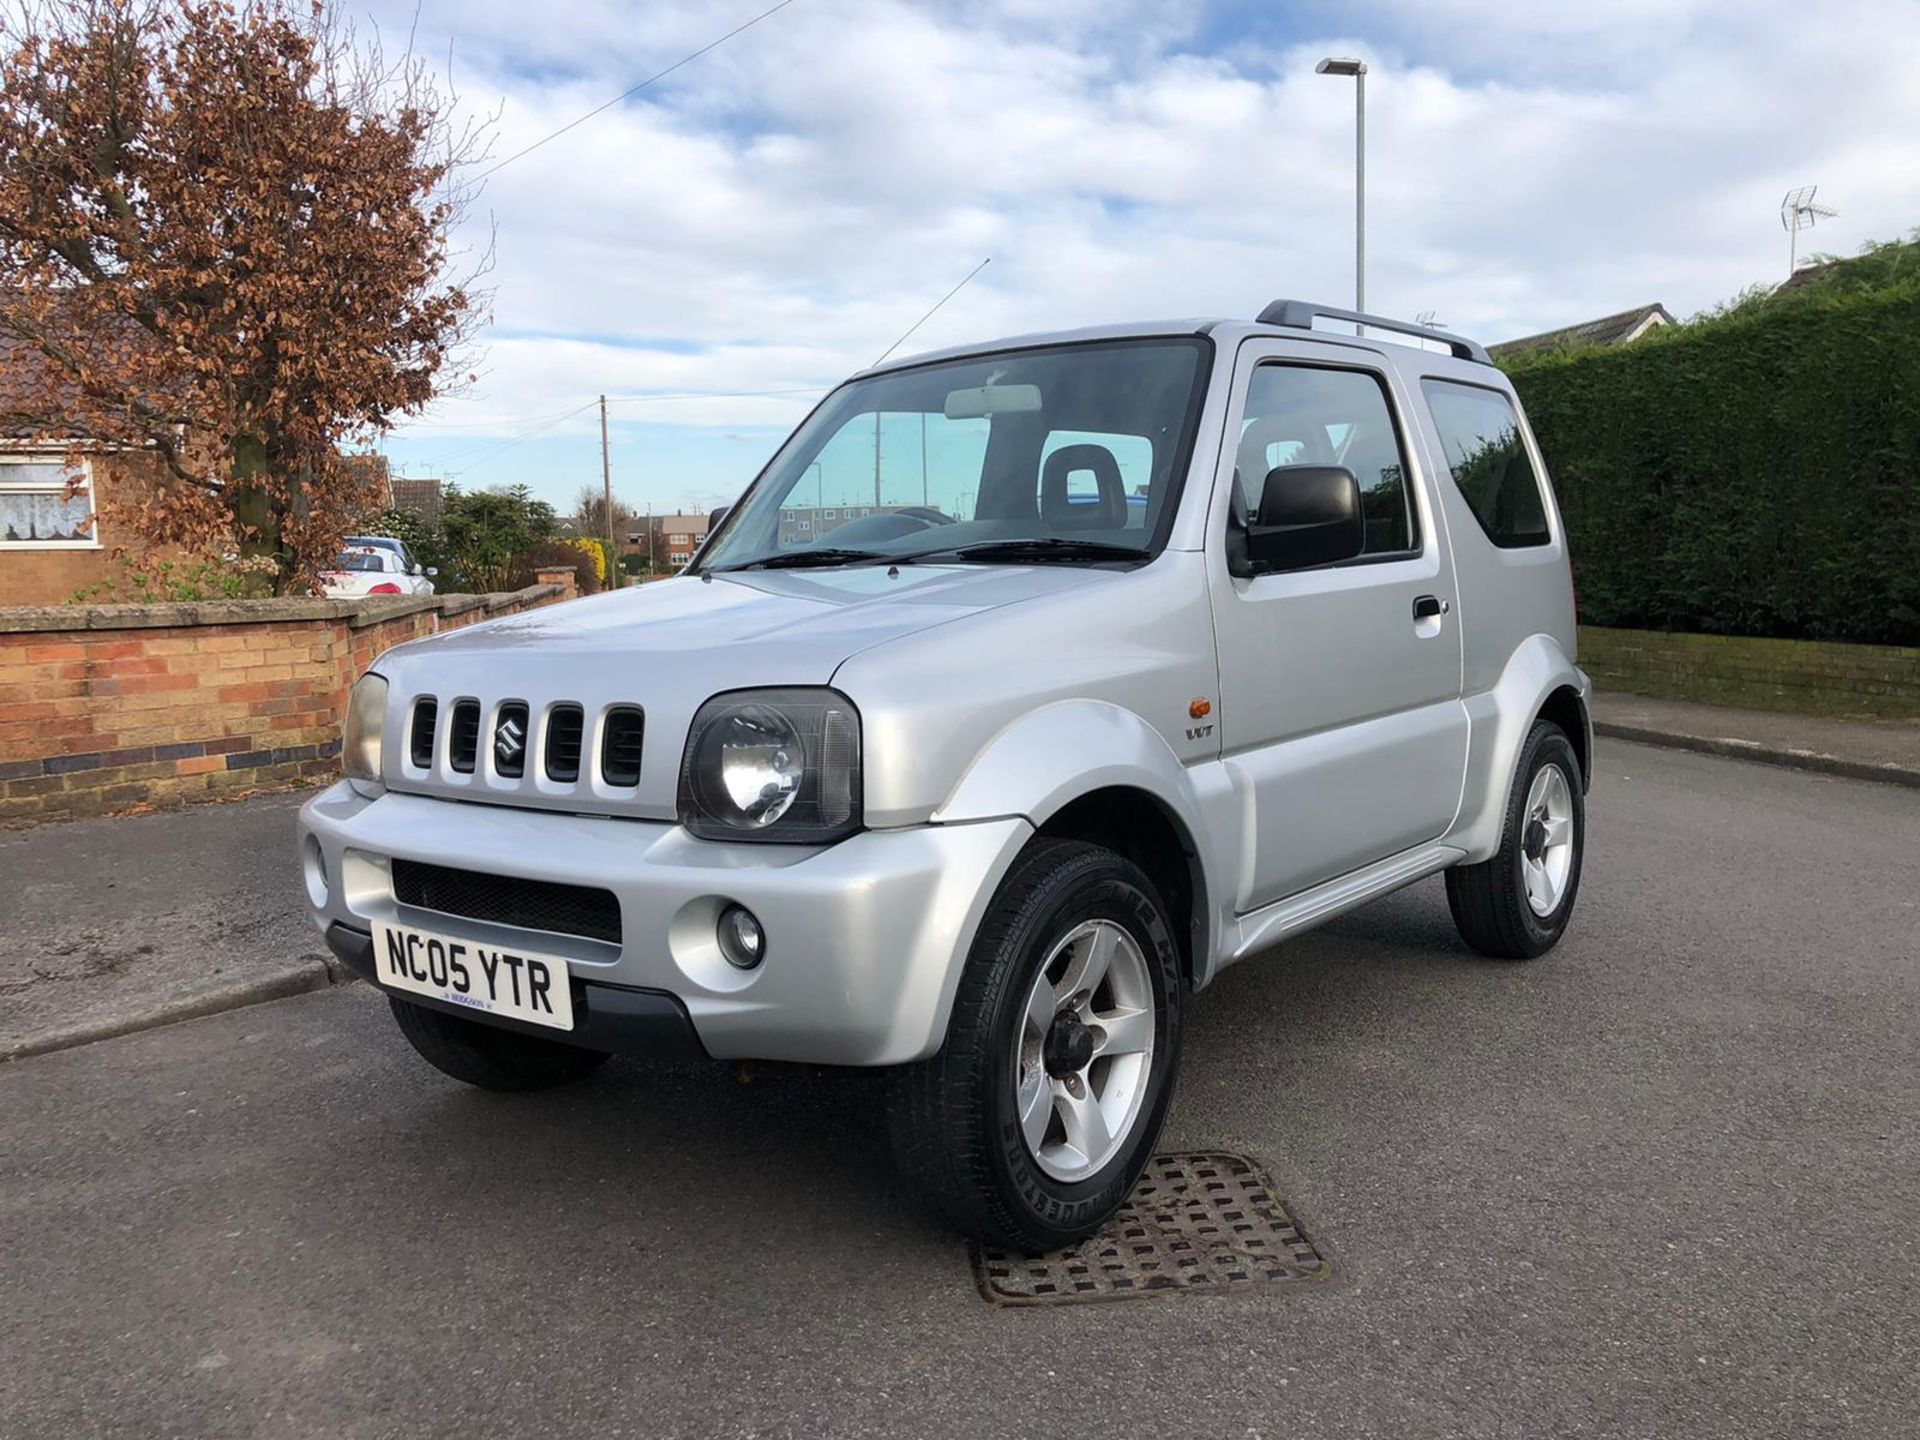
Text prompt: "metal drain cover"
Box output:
[[972, 1152, 1330, 1306]]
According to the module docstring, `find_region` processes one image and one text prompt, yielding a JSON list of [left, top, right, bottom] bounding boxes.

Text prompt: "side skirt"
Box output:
[[1219, 841, 1466, 970]]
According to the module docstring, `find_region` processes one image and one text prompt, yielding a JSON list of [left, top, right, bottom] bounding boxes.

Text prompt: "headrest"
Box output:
[[1040, 444, 1127, 528]]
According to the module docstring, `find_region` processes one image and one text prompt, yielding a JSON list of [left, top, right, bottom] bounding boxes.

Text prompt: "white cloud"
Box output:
[[369, 0, 1920, 464]]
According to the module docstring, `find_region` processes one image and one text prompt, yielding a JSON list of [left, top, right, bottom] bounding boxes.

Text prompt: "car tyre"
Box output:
[[888, 838, 1184, 1253], [388, 996, 611, 1091], [1447, 719, 1585, 960]]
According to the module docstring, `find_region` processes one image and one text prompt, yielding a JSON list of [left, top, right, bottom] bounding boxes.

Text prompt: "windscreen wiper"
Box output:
[[712, 548, 889, 572], [906, 537, 1148, 564]]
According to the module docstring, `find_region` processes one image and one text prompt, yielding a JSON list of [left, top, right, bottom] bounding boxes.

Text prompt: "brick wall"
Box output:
[[0, 584, 564, 826], [1580, 625, 1920, 718]]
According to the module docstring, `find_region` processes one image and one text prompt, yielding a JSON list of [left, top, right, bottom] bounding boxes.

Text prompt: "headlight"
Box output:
[[342, 673, 388, 791], [677, 688, 861, 842]]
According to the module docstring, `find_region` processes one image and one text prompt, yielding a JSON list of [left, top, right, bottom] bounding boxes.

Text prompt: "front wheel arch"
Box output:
[[1035, 786, 1206, 994]]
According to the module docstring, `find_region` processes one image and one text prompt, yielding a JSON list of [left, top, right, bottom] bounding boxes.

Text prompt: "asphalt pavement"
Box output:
[[0, 790, 332, 1059], [1, 740, 1915, 1439]]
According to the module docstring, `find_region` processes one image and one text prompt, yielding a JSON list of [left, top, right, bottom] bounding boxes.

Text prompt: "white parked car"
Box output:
[[320, 546, 437, 599], [299, 301, 1590, 1252]]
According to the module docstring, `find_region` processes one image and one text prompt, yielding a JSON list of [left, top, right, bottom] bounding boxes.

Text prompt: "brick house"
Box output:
[[0, 331, 170, 606], [623, 511, 712, 569]]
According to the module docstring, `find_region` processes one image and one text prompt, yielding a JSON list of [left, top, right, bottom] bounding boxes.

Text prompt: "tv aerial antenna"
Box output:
[[1781, 185, 1837, 279]]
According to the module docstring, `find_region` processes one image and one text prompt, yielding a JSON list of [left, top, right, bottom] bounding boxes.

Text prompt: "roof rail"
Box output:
[[1255, 299, 1493, 366]]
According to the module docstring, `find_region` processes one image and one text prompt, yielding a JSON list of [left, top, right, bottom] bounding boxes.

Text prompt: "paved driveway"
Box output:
[[1, 741, 1915, 1439]]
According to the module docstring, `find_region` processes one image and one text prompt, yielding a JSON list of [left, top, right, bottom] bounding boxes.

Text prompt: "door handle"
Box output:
[[1412, 594, 1449, 621]]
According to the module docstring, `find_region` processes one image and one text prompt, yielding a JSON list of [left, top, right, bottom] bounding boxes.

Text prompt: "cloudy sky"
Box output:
[[371, 0, 1920, 516]]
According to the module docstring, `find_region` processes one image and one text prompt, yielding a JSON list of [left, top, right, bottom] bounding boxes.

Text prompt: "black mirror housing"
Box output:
[[1237, 464, 1366, 574]]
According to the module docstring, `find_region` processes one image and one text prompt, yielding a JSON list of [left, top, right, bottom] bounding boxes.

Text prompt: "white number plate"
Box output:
[[371, 921, 576, 1032]]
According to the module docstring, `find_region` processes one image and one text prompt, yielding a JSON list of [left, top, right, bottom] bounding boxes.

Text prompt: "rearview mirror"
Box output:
[[1238, 464, 1365, 574], [943, 383, 1042, 419]]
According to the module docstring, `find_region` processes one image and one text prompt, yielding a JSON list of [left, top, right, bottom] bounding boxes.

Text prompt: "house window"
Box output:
[[1, 455, 98, 549]]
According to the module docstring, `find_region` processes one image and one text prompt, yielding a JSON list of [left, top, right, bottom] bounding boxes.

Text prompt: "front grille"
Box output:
[[392, 858, 622, 945], [409, 697, 438, 768], [448, 700, 481, 774], [545, 704, 584, 783], [398, 693, 646, 802], [601, 707, 645, 787]]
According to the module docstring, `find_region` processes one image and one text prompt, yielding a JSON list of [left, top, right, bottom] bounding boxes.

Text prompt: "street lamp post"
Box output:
[[1316, 57, 1368, 318]]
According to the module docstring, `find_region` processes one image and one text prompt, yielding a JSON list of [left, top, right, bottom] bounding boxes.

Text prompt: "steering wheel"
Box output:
[[829, 508, 951, 542]]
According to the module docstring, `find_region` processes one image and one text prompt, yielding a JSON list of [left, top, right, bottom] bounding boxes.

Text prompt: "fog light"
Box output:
[[301, 834, 329, 908], [717, 904, 765, 970]]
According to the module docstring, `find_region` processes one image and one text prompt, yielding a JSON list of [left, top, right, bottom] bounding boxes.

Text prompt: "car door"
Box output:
[[1207, 338, 1469, 911]]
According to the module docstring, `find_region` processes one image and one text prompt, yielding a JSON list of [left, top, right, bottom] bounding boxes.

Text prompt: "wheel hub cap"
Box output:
[[1523, 815, 1549, 861], [1043, 1014, 1095, 1077], [1520, 762, 1576, 917], [1014, 918, 1156, 1184]]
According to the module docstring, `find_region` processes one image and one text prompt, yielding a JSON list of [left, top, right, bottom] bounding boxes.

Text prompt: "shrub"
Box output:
[[1502, 279, 1920, 645]]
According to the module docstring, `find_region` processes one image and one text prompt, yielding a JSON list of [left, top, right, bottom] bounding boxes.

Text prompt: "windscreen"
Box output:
[[700, 338, 1209, 571]]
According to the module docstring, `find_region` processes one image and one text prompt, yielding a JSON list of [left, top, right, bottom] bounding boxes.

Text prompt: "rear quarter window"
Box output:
[[1422, 379, 1551, 548]]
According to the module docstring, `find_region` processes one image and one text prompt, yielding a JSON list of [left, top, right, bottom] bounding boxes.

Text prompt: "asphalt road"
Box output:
[[1, 741, 1915, 1439]]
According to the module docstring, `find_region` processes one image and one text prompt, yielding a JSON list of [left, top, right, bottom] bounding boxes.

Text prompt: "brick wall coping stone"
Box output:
[[0, 583, 563, 635]]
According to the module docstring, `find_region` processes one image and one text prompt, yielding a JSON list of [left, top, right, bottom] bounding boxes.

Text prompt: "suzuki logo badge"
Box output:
[[495, 716, 526, 765]]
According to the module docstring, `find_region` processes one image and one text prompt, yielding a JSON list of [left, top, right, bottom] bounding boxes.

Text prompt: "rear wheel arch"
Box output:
[[1535, 683, 1591, 788]]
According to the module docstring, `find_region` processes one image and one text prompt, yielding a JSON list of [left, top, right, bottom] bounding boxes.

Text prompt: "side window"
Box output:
[[1237, 365, 1416, 556], [1422, 380, 1550, 548]]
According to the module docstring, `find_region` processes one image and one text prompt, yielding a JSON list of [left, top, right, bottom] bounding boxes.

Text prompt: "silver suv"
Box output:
[[299, 301, 1590, 1251]]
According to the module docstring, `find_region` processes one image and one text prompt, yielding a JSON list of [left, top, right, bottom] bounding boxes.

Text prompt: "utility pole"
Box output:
[[873, 411, 883, 508], [1317, 58, 1368, 324], [599, 394, 614, 584]]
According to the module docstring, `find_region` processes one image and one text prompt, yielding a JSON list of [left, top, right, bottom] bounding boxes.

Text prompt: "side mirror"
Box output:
[[708, 505, 730, 531], [1237, 464, 1365, 575], [425, 567, 439, 578]]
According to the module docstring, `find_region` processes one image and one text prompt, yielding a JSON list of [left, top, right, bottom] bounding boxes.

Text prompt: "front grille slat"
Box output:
[[392, 858, 621, 945], [601, 707, 645, 787], [545, 704, 584, 783], [409, 697, 438, 769], [448, 700, 481, 774]]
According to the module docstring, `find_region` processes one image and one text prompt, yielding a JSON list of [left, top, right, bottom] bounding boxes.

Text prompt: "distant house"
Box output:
[[388, 475, 443, 525], [1489, 303, 1677, 362], [0, 331, 172, 605], [623, 511, 711, 569], [340, 453, 393, 509]]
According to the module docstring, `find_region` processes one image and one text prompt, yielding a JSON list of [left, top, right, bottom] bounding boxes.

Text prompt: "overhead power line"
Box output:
[[604, 386, 824, 404], [444, 400, 599, 477], [477, 0, 800, 180]]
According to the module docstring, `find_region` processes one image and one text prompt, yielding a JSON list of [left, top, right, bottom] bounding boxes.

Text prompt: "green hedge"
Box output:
[[1502, 283, 1920, 646]]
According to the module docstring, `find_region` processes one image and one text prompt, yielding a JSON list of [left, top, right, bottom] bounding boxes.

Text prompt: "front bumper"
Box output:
[[297, 782, 1032, 1066]]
